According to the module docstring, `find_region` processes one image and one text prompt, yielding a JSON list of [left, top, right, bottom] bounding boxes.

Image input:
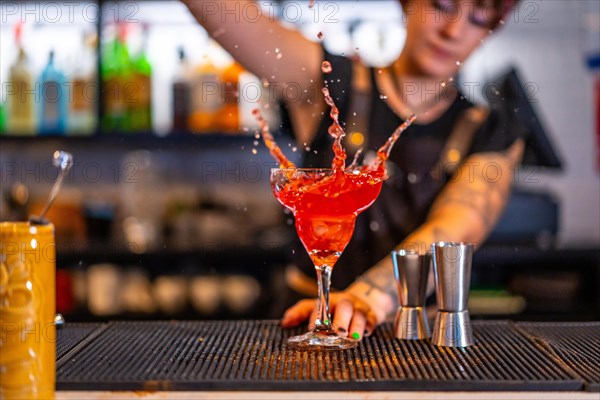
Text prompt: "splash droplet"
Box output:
[[276, 53, 283, 59], [321, 61, 332, 74], [275, 47, 280, 53], [251, 149, 257, 155], [253, 140, 259, 146], [441, 82, 446, 88], [379, 95, 388, 100], [292, 146, 298, 152], [456, 61, 461, 66]]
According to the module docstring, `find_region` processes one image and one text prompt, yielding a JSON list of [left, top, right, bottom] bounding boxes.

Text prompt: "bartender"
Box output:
[[182, 0, 525, 339]]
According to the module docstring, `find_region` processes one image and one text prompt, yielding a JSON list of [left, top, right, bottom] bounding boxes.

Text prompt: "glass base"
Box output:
[[286, 331, 358, 350]]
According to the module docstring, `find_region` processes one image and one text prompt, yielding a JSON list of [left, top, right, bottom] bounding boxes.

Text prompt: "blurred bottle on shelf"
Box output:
[[0, 104, 6, 134], [222, 275, 261, 314], [87, 263, 122, 316], [153, 275, 188, 315], [190, 275, 222, 315], [129, 24, 153, 132], [56, 269, 75, 315], [120, 268, 156, 314], [189, 41, 223, 133], [102, 23, 132, 132], [172, 47, 192, 133], [69, 267, 88, 312], [220, 61, 244, 133], [7, 24, 35, 135], [38, 50, 68, 135], [119, 150, 165, 253], [69, 31, 97, 135]]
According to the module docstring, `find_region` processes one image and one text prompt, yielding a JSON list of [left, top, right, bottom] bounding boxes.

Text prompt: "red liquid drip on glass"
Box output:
[[252, 108, 295, 169]]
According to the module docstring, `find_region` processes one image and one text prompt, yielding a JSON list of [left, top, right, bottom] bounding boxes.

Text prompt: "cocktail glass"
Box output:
[[271, 168, 383, 350]]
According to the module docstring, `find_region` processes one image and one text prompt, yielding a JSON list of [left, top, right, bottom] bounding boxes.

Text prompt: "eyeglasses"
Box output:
[[431, 0, 501, 29]]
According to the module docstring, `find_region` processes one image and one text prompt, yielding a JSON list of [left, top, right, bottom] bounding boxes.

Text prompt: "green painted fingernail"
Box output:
[[324, 319, 329, 324], [351, 332, 360, 340]]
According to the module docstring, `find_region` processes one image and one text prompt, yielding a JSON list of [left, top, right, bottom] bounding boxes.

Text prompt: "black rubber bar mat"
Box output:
[[55, 320, 582, 391], [55, 320, 584, 391], [516, 322, 600, 392], [56, 323, 103, 361]]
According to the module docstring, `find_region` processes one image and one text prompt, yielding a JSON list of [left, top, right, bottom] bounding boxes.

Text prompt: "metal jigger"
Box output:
[[431, 242, 474, 347], [392, 249, 431, 340]]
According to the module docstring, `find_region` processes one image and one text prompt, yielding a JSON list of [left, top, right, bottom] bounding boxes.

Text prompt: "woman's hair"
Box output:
[[399, 0, 520, 29]]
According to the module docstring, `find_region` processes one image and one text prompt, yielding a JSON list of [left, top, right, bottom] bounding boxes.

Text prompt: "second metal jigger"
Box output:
[[392, 249, 431, 340], [431, 242, 474, 347]]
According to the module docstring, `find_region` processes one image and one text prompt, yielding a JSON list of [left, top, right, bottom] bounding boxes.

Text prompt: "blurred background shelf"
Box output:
[[1, 1, 599, 323]]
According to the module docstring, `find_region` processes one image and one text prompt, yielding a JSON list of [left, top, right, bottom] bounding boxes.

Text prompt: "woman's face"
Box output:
[[401, 0, 500, 78]]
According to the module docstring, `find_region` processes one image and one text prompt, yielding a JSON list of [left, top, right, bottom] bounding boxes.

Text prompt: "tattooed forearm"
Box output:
[[429, 187, 493, 228], [356, 261, 398, 302], [429, 161, 511, 230]]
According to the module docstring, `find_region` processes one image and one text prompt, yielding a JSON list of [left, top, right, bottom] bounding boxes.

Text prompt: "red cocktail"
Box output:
[[255, 78, 416, 349], [271, 168, 383, 349]]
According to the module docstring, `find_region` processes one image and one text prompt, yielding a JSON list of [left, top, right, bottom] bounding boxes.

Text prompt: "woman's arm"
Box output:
[[181, 0, 325, 144], [282, 139, 525, 337], [182, 0, 321, 90]]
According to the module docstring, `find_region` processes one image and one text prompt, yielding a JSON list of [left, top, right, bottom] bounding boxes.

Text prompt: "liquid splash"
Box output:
[[321, 87, 348, 171], [372, 114, 417, 171], [347, 148, 363, 171], [252, 109, 295, 169], [255, 61, 418, 175]]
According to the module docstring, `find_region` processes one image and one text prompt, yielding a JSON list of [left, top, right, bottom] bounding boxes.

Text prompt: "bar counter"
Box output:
[[55, 320, 599, 399]]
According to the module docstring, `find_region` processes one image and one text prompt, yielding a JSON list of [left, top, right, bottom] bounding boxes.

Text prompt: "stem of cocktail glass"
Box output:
[[313, 265, 334, 332]]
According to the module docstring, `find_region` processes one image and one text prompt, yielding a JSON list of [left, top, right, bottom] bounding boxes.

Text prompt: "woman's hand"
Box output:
[[280, 281, 395, 341]]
